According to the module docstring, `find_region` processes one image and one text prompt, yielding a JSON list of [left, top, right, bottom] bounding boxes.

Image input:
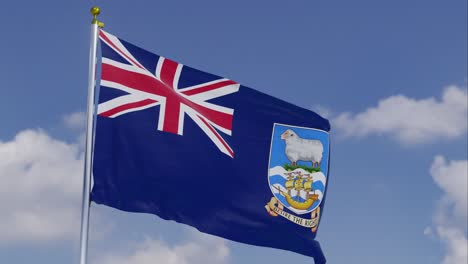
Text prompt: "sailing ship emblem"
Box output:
[[277, 172, 319, 210], [265, 123, 330, 232]]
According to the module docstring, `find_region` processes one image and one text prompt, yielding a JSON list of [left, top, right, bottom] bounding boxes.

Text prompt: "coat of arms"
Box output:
[[265, 123, 330, 233]]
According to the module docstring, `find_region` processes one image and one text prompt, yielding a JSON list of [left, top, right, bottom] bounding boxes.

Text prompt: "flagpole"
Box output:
[[79, 7, 103, 264]]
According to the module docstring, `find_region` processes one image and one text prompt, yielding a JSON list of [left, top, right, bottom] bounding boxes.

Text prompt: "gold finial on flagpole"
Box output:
[[90, 6, 104, 28]]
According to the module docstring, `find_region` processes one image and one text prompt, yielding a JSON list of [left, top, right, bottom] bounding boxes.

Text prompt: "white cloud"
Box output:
[[436, 226, 468, 264], [333, 85, 467, 144], [431, 156, 468, 221], [0, 129, 83, 242], [429, 156, 467, 264], [95, 232, 230, 264], [63, 111, 87, 147], [312, 105, 333, 119], [423, 226, 433, 236], [63, 111, 86, 130]]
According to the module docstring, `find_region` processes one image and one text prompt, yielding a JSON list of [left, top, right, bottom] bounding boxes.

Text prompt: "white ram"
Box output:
[[280, 129, 323, 168]]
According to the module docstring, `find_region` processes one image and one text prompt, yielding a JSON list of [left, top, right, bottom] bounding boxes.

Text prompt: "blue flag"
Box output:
[[92, 30, 331, 264]]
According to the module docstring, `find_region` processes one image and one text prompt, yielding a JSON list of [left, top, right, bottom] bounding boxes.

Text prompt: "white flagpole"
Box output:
[[79, 7, 103, 264]]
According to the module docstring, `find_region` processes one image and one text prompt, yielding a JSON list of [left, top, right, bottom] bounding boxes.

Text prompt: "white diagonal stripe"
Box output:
[[177, 103, 186, 135], [178, 92, 234, 115], [98, 93, 148, 114], [178, 78, 231, 93], [157, 103, 166, 131], [155, 57, 164, 80], [103, 58, 154, 78], [100, 30, 145, 69], [200, 113, 232, 136], [108, 102, 161, 118], [100, 80, 166, 102], [186, 84, 240, 102], [173, 64, 183, 90], [183, 105, 233, 157]]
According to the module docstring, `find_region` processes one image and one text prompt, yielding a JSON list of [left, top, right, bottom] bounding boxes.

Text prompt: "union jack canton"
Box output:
[[98, 30, 240, 157]]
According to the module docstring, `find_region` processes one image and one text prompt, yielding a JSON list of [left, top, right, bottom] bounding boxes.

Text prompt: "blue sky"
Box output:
[[0, 1, 466, 264]]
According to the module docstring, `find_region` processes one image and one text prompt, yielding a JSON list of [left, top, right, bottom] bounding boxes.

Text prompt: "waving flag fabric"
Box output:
[[91, 30, 331, 264]]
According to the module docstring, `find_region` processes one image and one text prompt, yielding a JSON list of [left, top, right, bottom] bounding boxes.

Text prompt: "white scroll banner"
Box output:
[[265, 197, 320, 231]]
